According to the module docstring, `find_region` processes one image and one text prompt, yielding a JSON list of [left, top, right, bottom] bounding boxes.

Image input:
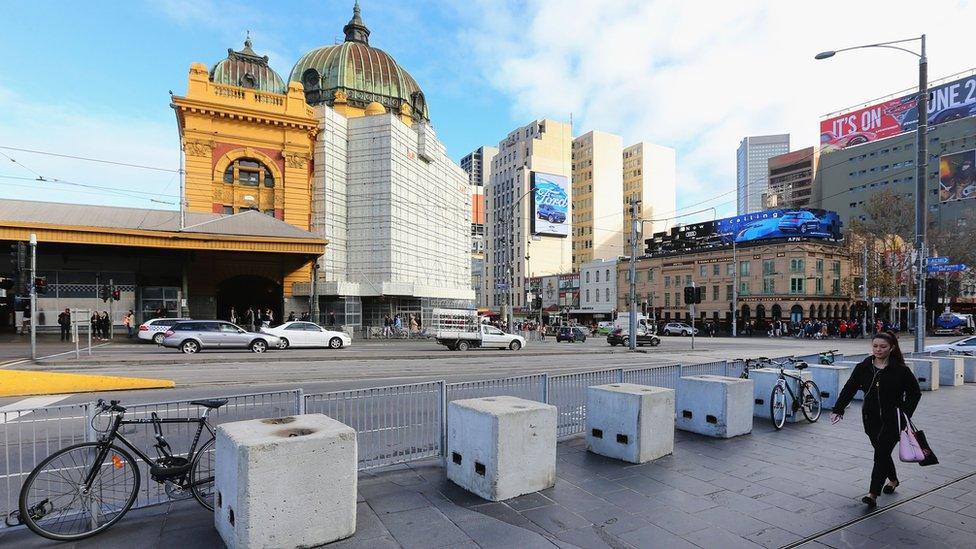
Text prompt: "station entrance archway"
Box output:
[[215, 275, 282, 327]]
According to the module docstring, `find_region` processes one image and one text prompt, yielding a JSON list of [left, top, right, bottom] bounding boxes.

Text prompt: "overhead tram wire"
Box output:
[[0, 145, 180, 173]]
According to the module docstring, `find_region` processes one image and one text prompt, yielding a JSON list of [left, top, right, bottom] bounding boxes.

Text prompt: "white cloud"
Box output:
[[457, 0, 976, 222]]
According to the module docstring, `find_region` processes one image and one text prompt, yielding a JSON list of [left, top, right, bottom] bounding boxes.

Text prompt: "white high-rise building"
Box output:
[[736, 134, 790, 215], [572, 131, 623, 271]]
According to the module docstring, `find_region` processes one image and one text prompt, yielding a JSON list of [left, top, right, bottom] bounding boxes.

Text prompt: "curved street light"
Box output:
[[815, 35, 928, 352]]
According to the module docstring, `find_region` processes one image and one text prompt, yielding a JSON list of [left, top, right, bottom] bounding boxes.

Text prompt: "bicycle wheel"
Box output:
[[19, 442, 140, 541], [800, 380, 823, 423], [769, 385, 787, 430], [190, 438, 216, 511]]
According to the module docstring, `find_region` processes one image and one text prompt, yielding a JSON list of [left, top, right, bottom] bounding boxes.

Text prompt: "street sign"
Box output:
[[928, 257, 950, 266], [495, 283, 509, 290], [927, 264, 967, 273]]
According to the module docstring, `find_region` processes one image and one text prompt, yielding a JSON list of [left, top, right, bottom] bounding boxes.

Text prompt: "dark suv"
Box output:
[[607, 328, 660, 347], [556, 326, 587, 343]]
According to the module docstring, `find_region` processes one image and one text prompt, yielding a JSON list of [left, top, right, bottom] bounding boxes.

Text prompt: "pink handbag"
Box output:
[[898, 410, 926, 463]]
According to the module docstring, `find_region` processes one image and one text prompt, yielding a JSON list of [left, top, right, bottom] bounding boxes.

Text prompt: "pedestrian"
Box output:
[[123, 310, 134, 338], [90, 312, 100, 340], [229, 307, 238, 325], [245, 307, 255, 331], [383, 314, 391, 338], [329, 311, 336, 327], [58, 308, 71, 341], [409, 314, 418, 334], [830, 331, 921, 508], [287, 311, 296, 322], [264, 308, 274, 328], [100, 311, 110, 340]]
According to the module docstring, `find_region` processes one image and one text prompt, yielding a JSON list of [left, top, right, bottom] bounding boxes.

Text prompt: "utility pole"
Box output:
[[690, 281, 696, 350], [29, 233, 37, 361], [628, 197, 640, 350], [108, 278, 115, 340], [862, 244, 869, 337], [914, 34, 928, 352], [731, 238, 738, 337]]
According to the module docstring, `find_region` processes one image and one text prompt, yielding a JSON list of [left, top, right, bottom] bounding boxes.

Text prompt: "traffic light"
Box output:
[[34, 277, 48, 295], [8, 242, 26, 272], [684, 286, 701, 305], [111, 287, 121, 301], [99, 285, 110, 302], [534, 296, 542, 309], [695, 287, 704, 304]]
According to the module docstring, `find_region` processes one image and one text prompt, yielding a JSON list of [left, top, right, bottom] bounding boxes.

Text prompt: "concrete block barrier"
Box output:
[[215, 414, 357, 549], [585, 383, 674, 464], [905, 358, 939, 391], [447, 396, 556, 501], [675, 375, 753, 438], [808, 364, 852, 411], [836, 361, 865, 400], [748, 368, 812, 424], [953, 355, 976, 383], [932, 356, 965, 387]]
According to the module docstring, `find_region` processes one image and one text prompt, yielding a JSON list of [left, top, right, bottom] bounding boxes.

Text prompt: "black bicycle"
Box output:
[[16, 398, 225, 541], [738, 357, 822, 430]]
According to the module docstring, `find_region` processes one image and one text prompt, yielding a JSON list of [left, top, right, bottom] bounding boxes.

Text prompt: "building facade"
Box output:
[[816, 116, 976, 230], [618, 239, 853, 332], [737, 134, 790, 215], [461, 145, 497, 309], [484, 119, 573, 319], [623, 142, 676, 247], [526, 272, 580, 324], [765, 146, 819, 210], [579, 258, 618, 319], [572, 131, 623, 271]]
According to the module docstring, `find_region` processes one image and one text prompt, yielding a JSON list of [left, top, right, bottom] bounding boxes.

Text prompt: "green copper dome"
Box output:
[[289, 2, 429, 122], [210, 35, 286, 94]]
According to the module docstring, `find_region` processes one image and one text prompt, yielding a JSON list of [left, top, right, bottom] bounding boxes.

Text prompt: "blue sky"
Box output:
[[2, 1, 975, 224]]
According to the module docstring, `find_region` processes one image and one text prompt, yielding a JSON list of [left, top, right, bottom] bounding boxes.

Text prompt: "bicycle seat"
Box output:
[[794, 362, 808, 370], [190, 399, 228, 409]]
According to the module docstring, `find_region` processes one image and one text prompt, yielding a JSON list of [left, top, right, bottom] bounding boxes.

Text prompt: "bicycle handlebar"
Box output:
[[96, 399, 127, 413]]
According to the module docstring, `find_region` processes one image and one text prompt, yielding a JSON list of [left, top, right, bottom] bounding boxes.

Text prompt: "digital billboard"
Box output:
[[645, 209, 843, 254], [820, 74, 976, 151], [939, 149, 976, 203], [531, 172, 570, 237]]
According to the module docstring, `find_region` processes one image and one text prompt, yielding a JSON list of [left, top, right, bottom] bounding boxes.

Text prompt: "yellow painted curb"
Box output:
[[0, 369, 175, 397]]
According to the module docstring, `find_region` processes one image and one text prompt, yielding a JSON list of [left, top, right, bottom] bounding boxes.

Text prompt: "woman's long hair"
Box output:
[[873, 330, 906, 367]]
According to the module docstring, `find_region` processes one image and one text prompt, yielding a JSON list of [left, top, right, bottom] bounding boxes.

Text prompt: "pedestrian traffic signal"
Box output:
[[8, 242, 26, 273], [99, 285, 110, 302], [34, 277, 48, 295], [111, 287, 120, 301], [683, 286, 703, 305]]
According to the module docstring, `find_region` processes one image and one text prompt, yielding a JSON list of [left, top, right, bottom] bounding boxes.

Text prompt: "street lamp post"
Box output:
[[505, 174, 536, 332], [816, 34, 927, 351]]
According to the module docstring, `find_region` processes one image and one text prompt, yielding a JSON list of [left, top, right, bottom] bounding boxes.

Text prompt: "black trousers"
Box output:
[[868, 428, 900, 495], [60, 325, 70, 341]]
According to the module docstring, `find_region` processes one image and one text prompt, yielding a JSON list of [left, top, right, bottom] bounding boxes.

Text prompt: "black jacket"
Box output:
[[832, 356, 922, 438]]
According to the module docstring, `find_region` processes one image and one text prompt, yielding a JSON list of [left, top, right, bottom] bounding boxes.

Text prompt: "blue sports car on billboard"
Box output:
[[777, 211, 822, 234], [537, 203, 566, 223], [716, 209, 840, 244]]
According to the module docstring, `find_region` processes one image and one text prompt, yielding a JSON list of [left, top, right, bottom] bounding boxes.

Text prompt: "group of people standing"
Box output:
[[229, 307, 276, 332], [382, 313, 420, 337]]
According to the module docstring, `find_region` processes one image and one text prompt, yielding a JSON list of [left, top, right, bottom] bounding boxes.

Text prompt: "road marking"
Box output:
[[0, 343, 113, 368], [0, 394, 71, 424]]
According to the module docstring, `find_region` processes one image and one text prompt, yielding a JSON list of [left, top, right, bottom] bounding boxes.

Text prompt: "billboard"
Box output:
[[531, 172, 570, 237], [939, 149, 976, 203], [645, 209, 843, 254], [820, 74, 976, 151]]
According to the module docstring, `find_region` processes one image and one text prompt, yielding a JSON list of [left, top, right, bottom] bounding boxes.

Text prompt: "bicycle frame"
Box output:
[[82, 411, 215, 491]]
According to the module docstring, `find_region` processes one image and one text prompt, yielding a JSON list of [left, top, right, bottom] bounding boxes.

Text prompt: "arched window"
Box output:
[[771, 304, 782, 319], [790, 304, 804, 323], [223, 158, 275, 188], [756, 304, 766, 319]]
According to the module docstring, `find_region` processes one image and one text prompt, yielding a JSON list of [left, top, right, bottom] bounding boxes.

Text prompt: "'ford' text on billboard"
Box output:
[[532, 172, 570, 237], [820, 74, 976, 151]]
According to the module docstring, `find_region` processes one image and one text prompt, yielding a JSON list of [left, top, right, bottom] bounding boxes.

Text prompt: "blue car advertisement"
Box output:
[[715, 209, 842, 243], [532, 172, 570, 237]]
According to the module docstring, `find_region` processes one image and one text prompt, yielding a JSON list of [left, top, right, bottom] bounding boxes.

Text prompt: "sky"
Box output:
[[2, 0, 976, 224]]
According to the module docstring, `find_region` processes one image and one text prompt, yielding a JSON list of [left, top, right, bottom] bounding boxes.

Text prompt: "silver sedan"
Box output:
[[161, 320, 281, 354]]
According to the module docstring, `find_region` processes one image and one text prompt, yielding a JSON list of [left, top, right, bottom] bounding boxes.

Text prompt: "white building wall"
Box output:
[[640, 144, 676, 236], [312, 106, 350, 292], [580, 258, 617, 315]]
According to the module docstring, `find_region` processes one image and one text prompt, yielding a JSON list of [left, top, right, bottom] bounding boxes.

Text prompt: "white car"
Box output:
[[662, 322, 698, 336], [137, 317, 191, 344], [925, 335, 976, 354], [261, 321, 352, 349]]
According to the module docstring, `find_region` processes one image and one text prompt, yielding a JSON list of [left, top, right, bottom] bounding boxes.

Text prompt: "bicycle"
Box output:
[[819, 349, 838, 365], [738, 357, 822, 430], [16, 398, 224, 541]]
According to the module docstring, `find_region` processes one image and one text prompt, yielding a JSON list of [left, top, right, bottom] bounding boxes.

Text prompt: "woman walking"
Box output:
[[830, 331, 921, 508]]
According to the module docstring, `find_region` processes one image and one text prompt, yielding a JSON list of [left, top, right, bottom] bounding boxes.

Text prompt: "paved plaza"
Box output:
[[3, 381, 974, 548]]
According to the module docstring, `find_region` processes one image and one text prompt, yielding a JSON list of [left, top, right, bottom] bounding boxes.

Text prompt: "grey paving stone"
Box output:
[[380, 507, 470, 549], [692, 507, 771, 536], [469, 502, 533, 527], [917, 492, 971, 512], [682, 527, 765, 549], [540, 480, 609, 513], [639, 504, 710, 536], [618, 523, 700, 549], [868, 525, 955, 549], [615, 474, 672, 497], [368, 490, 432, 515], [707, 489, 774, 513], [455, 516, 557, 549], [813, 528, 880, 549], [743, 525, 799, 548], [919, 505, 976, 533], [327, 534, 402, 549], [602, 488, 654, 510], [355, 501, 394, 540], [578, 505, 652, 536], [153, 526, 225, 549], [521, 504, 590, 535], [555, 525, 636, 549], [507, 491, 557, 511], [571, 476, 629, 497], [651, 488, 720, 514], [742, 506, 830, 537], [755, 489, 825, 513], [918, 520, 976, 547]]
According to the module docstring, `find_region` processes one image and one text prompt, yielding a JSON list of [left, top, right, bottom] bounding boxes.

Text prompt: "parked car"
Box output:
[[161, 320, 280, 354], [138, 317, 192, 344], [925, 335, 976, 355], [537, 203, 566, 224], [260, 321, 351, 349], [777, 211, 822, 234], [662, 322, 698, 336], [606, 328, 660, 347], [556, 326, 588, 343]]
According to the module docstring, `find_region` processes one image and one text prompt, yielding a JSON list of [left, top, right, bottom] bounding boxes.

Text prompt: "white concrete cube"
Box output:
[[836, 361, 865, 400], [808, 364, 852, 411], [953, 355, 976, 383], [215, 414, 357, 549], [932, 356, 964, 387], [447, 396, 556, 501], [749, 368, 813, 423], [675, 375, 753, 438], [905, 358, 939, 391], [585, 383, 674, 464]]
